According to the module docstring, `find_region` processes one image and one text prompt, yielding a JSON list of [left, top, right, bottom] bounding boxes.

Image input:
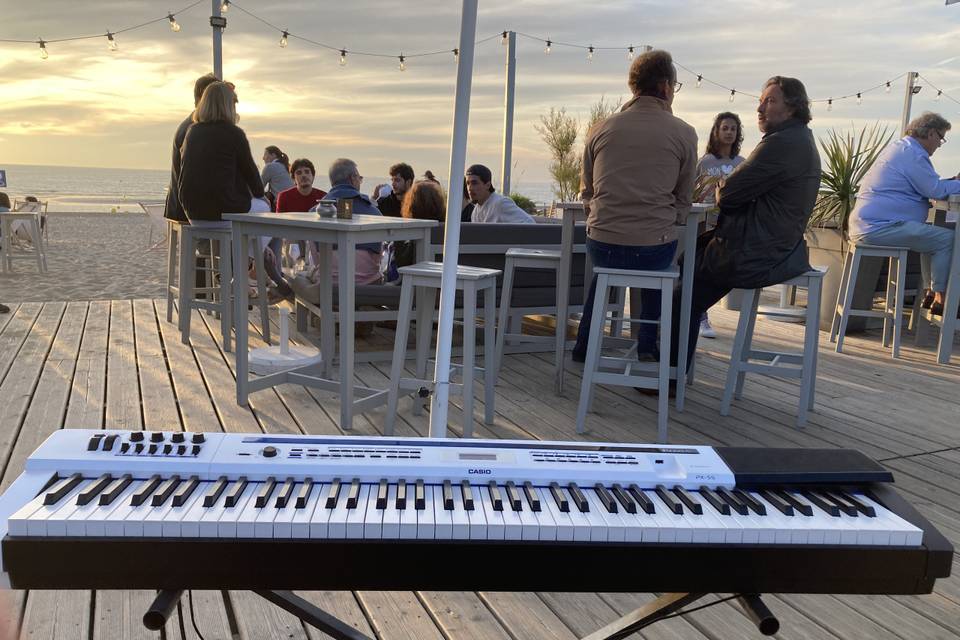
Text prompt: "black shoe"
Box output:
[[0, 303, 8, 314], [637, 345, 660, 363], [921, 290, 935, 309], [636, 382, 677, 398], [572, 350, 586, 363], [930, 301, 960, 319]]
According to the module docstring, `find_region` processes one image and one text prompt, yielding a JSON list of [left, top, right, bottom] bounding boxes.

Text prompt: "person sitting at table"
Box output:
[[261, 145, 294, 212], [393, 179, 446, 271], [0, 192, 10, 312], [465, 164, 535, 224], [849, 112, 960, 318], [372, 162, 415, 217]]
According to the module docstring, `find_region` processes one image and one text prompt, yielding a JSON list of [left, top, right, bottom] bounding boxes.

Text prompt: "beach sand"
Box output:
[[0, 212, 168, 303]]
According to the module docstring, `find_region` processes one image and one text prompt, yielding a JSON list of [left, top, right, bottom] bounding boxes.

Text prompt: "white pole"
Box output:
[[501, 31, 517, 195], [901, 71, 918, 136], [429, 0, 478, 438], [211, 0, 224, 79]]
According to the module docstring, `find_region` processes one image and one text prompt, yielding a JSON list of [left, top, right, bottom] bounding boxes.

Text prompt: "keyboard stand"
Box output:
[[580, 592, 779, 640]]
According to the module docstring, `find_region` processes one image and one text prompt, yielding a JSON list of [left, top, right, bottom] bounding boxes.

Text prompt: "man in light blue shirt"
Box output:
[[850, 112, 960, 315]]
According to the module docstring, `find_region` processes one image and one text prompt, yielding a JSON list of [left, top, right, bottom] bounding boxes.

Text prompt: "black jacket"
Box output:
[[163, 114, 193, 222], [177, 121, 264, 222], [703, 118, 821, 288]]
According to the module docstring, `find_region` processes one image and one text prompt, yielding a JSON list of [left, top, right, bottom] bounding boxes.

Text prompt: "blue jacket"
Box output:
[[325, 183, 382, 252]]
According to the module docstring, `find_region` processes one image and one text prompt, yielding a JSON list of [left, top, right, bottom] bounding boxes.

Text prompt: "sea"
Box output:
[[0, 163, 557, 213]]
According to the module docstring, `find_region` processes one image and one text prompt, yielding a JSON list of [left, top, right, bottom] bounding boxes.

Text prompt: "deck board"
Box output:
[[1, 299, 958, 639]]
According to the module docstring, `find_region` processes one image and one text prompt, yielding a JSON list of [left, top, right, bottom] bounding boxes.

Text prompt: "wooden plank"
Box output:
[[105, 300, 142, 430], [299, 591, 377, 640], [356, 592, 445, 640], [92, 590, 157, 640], [537, 593, 623, 638], [163, 590, 235, 640], [66, 300, 110, 428], [133, 299, 181, 431], [229, 591, 309, 640], [416, 591, 512, 640], [0, 302, 41, 385], [17, 589, 89, 640], [479, 592, 577, 640], [0, 302, 19, 336]]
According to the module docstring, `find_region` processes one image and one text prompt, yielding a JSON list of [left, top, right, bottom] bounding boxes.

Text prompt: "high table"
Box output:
[[926, 196, 960, 364], [225, 212, 439, 429]]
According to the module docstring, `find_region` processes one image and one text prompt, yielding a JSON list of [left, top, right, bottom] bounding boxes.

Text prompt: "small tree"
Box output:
[[585, 95, 622, 134], [535, 107, 581, 202]]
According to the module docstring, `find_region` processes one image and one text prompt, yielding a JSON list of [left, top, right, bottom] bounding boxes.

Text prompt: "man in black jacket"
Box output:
[[163, 73, 219, 222], [669, 76, 821, 375]]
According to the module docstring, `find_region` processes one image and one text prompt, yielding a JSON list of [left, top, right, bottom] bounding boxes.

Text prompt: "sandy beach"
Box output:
[[0, 212, 168, 303]]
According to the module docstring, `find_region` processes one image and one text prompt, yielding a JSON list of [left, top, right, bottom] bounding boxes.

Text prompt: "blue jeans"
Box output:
[[851, 221, 954, 291], [573, 238, 678, 357]]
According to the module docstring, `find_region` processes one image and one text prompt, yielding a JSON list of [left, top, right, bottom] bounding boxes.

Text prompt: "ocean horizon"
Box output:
[[0, 163, 557, 213]]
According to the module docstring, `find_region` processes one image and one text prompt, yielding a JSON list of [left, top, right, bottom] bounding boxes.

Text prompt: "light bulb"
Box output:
[[38, 39, 48, 59], [729, 89, 735, 103], [627, 46, 634, 61], [279, 31, 288, 48], [453, 48, 459, 63], [168, 14, 180, 32], [696, 75, 702, 89], [399, 55, 406, 71], [936, 90, 942, 102], [339, 49, 346, 66], [220, 0, 229, 12], [827, 99, 833, 112], [501, 31, 508, 45], [643, 45, 653, 53], [544, 39, 551, 55], [885, 81, 891, 93], [587, 46, 593, 61], [107, 32, 117, 51], [857, 93, 862, 105]]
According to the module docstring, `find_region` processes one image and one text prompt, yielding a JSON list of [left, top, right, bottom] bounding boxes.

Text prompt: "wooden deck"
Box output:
[[0, 298, 958, 639]]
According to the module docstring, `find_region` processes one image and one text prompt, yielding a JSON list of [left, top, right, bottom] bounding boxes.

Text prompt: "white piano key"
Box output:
[[499, 491, 524, 541], [271, 495, 302, 539], [176, 486, 214, 538], [530, 487, 557, 542], [45, 480, 101, 537], [449, 485, 470, 540], [84, 483, 140, 537], [309, 483, 333, 539], [859, 495, 923, 546], [397, 492, 418, 539], [254, 493, 283, 538], [686, 499, 728, 544], [477, 485, 504, 540], [8, 494, 47, 536], [363, 484, 384, 540], [326, 485, 354, 539], [539, 486, 573, 542], [647, 492, 693, 544], [416, 485, 435, 540], [25, 483, 88, 536], [639, 491, 678, 543], [584, 488, 625, 543], [515, 496, 540, 541], [380, 485, 401, 539], [722, 501, 768, 544], [234, 483, 266, 538], [345, 485, 370, 539], [749, 492, 802, 544], [213, 482, 256, 538], [464, 486, 488, 540], [432, 485, 453, 540], [122, 492, 160, 537], [143, 496, 178, 537], [290, 484, 322, 539]]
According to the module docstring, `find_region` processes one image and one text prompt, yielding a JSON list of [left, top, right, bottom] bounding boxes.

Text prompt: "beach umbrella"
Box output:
[[429, 0, 478, 437]]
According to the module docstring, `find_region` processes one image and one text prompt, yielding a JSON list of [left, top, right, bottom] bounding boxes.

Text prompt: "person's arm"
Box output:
[[902, 154, 960, 200], [673, 130, 697, 220], [237, 129, 265, 199], [580, 132, 595, 204], [717, 134, 790, 210]]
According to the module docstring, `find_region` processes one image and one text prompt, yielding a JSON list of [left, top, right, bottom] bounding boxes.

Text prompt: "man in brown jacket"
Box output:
[[573, 49, 698, 362]]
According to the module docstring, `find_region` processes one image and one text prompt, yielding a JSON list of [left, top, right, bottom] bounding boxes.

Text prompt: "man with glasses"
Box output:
[[850, 112, 960, 317], [573, 48, 697, 364]]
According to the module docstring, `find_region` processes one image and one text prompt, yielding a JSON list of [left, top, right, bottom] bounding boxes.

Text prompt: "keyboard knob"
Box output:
[[150, 432, 164, 443], [192, 433, 205, 444], [262, 446, 279, 458], [129, 432, 145, 442], [171, 433, 185, 443]]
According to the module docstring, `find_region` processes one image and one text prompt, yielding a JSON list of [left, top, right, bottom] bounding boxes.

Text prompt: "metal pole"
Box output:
[[429, 0, 478, 438], [900, 71, 918, 135], [500, 31, 516, 195], [211, 0, 224, 79]]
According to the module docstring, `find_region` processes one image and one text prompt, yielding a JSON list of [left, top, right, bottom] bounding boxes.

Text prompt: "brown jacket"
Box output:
[[580, 96, 697, 246]]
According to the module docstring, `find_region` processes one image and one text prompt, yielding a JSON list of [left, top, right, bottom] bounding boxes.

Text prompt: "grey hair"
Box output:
[[329, 158, 359, 186], [906, 112, 951, 139]]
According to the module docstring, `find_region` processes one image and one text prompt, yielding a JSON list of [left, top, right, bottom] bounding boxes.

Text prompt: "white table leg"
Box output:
[[338, 237, 356, 430], [233, 227, 251, 406], [319, 243, 334, 379]]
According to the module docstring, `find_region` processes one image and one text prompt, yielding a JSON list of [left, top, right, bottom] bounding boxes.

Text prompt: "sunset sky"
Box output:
[[3, 0, 960, 190]]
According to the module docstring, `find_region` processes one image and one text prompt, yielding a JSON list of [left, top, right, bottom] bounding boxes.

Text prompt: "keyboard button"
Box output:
[[162, 444, 173, 455], [120, 443, 130, 453], [148, 444, 159, 455], [150, 432, 164, 443], [129, 432, 145, 442], [102, 435, 118, 451], [171, 432, 185, 443], [44, 473, 84, 506], [192, 433, 205, 444]]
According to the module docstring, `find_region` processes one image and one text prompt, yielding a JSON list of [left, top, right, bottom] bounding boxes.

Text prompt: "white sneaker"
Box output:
[[699, 317, 716, 339]]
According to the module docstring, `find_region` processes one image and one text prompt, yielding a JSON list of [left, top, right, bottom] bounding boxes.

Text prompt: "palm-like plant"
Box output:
[[809, 123, 894, 237]]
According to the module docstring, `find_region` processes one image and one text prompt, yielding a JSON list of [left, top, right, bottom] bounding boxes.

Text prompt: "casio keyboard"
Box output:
[[0, 429, 951, 599]]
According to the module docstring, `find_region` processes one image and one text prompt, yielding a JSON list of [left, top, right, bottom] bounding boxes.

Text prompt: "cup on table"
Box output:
[[336, 198, 353, 219]]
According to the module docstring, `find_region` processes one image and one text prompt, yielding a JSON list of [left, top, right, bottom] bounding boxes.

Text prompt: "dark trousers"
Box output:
[[266, 237, 293, 295], [573, 238, 677, 358], [669, 252, 733, 373]]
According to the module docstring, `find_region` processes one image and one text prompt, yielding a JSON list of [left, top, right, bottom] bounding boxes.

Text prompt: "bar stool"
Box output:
[[0, 212, 47, 273], [830, 243, 908, 358], [177, 225, 269, 352], [576, 267, 679, 443], [385, 262, 499, 438], [721, 267, 827, 428]]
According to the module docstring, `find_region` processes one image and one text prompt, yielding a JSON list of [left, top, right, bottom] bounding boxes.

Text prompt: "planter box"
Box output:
[[805, 227, 881, 332]]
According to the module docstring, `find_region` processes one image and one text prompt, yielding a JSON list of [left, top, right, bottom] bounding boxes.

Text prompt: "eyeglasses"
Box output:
[[939, 133, 947, 146], [674, 81, 683, 93]]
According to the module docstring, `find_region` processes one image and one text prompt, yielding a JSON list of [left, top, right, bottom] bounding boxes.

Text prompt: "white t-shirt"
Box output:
[[471, 192, 535, 224]]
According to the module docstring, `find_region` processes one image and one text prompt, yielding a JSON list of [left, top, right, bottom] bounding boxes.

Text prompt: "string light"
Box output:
[[106, 32, 117, 51], [729, 89, 736, 102], [827, 98, 833, 112], [587, 45, 594, 61], [885, 81, 891, 93], [627, 45, 634, 60], [38, 39, 48, 59], [857, 92, 862, 105], [167, 13, 181, 32], [501, 30, 508, 45], [339, 49, 346, 66], [937, 89, 943, 102], [220, 0, 230, 12], [696, 74, 702, 89], [279, 30, 288, 47], [398, 54, 405, 71], [453, 48, 459, 63], [544, 39, 551, 55]]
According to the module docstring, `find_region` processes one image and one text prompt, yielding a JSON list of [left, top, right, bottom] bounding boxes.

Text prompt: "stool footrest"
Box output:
[[737, 361, 803, 378]]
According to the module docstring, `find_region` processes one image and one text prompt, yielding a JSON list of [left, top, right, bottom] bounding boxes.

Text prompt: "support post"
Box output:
[[501, 31, 517, 195], [900, 71, 918, 135], [211, 0, 224, 79], [429, 0, 478, 438]]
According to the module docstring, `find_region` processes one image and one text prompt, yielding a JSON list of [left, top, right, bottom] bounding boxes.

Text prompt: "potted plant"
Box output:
[[805, 123, 893, 330]]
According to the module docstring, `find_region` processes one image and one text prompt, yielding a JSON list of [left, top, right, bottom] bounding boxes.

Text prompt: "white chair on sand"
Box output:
[[139, 202, 168, 251], [0, 209, 47, 274]]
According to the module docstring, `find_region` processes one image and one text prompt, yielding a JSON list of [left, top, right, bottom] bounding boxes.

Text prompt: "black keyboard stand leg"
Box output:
[[253, 590, 374, 640], [142, 589, 184, 630], [579, 593, 706, 640]]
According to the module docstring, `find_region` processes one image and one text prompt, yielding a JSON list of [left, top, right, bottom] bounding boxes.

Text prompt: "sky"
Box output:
[[3, 0, 960, 193]]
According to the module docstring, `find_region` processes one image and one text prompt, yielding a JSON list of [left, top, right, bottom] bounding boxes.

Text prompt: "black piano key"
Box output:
[[255, 477, 278, 508], [414, 479, 426, 510], [733, 489, 767, 516], [396, 479, 407, 509], [594, 484, 618, 514], [44, 473, 84, 506], [203, 476, 229, 507], [274, 477, 296, 508], [346, 478, 361, 509], [461, 480, 475, 511], [822, 490, 859, 517], [325, 478, 342, 509], [802, 489, 840, 517], [522, 481, 541, 512], [655, 484, 682, 515], [716, 486, 748, 515], [98, 474, 132, 506], [568, 483, 589, 513], [488, 481, 504, 511], [442, 480, 455, 511], [224, 477, 249, 508], [776, 489, 813, 516], [672, 486, 703, 515], [628, 484, 655, 514], [131, 475, 163, 507], [76, 474, 113, 506], [151, 475, 182, 507], [172, 476, 200, 507], [549, 482, 569, 512], [838, 491, 876, 517], [611, 484, 637, 514], [376, 479, 389, 509], [698, 486, 730, 516], [759, 489, 794, 516], [295, 478, 315, 509], [505, 481, 523, 511]]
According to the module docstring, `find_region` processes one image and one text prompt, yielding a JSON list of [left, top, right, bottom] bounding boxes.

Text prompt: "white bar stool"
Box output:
[[0, 212, 47, 273], [721, 267, 827, 428], [385, 262, 499, 438], [576, 267, 678, 443], [830, 243, 908, 358]]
